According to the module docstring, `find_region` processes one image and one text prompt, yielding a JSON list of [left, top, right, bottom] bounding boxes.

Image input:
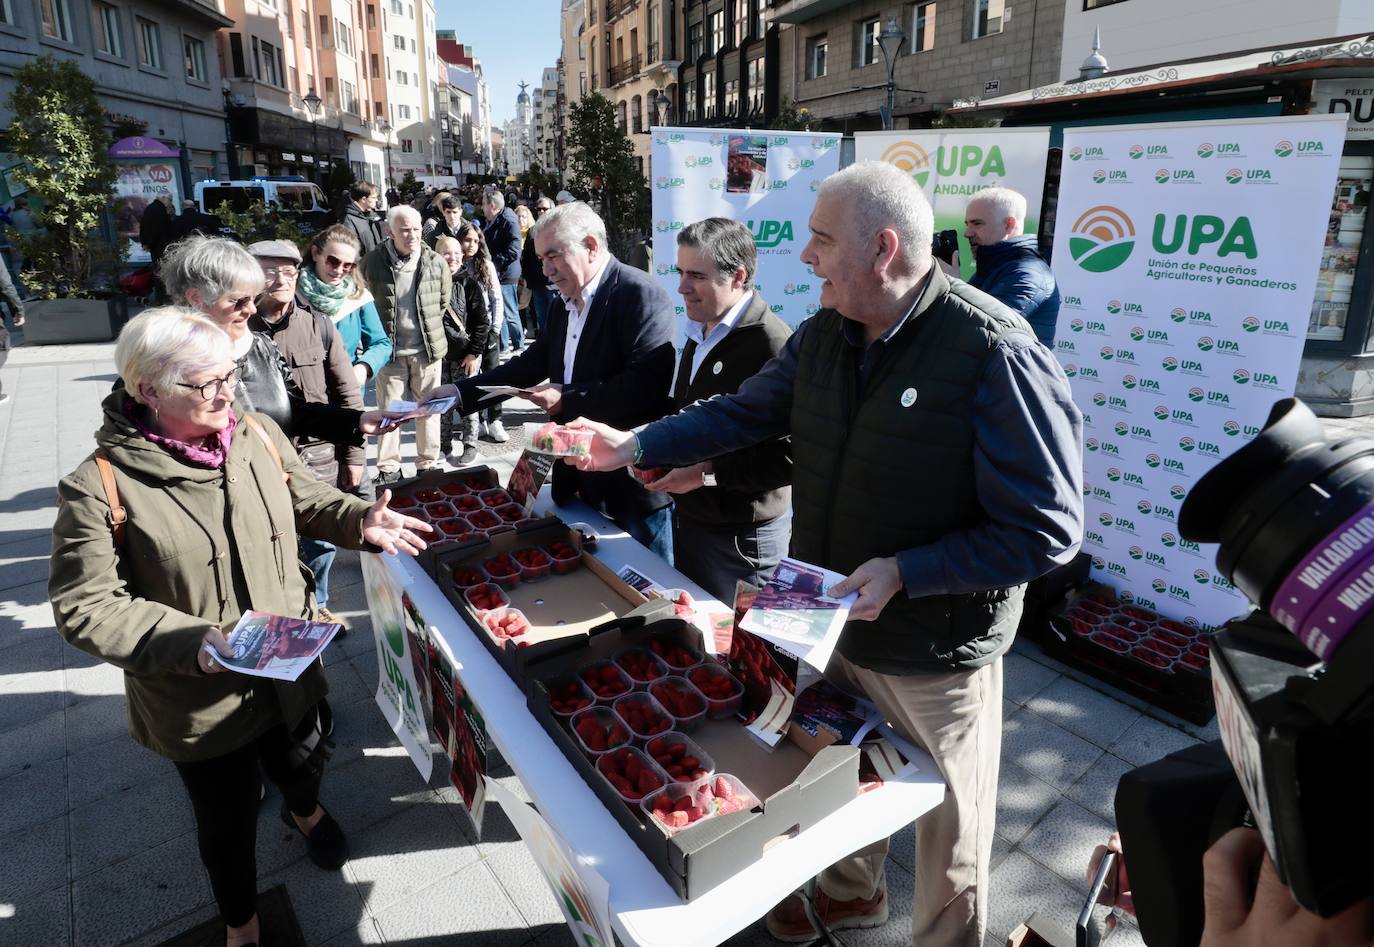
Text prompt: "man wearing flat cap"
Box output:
[[248, 239, 365, 627]]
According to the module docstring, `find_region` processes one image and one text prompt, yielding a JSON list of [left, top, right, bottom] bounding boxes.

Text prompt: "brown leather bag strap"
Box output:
[[92, 448, 128, 547], [241, 414, 289, 483]]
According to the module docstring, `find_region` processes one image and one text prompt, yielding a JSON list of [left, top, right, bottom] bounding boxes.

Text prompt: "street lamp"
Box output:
[[377, 119, 393, 192], [653, 88, 672, 127], [302, 91, 323, 182], [876, 15, 906, 131]]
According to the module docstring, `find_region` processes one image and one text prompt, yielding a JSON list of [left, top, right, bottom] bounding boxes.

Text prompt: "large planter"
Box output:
[[23, 295, 129, 345]]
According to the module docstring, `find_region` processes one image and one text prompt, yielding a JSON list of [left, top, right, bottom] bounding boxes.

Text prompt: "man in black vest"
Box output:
[[569, 161, 1083, 946], [644, 217, 792, 601]]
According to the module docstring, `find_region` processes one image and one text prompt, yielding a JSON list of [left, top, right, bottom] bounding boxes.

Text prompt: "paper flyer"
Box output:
[[378, 394, 458, 431], [739, 558, 856, 672], [486, 776, 615, 947], [207, 611, 339, 681], [507, 449, 555, 513], [615, 564, 661, 595]]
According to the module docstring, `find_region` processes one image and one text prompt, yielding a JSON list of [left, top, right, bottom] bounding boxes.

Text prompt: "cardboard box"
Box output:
[[526, 617, 859, 900], [436, 518, 653, 683], [383, 465, 505, 579]]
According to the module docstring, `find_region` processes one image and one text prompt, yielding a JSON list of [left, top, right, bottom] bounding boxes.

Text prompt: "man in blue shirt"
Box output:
[[964, 186, 1060, 346], [570, 161, 1083, 947]]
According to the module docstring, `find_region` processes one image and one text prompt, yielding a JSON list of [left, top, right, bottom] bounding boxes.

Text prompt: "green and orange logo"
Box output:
[[1197, 143, 1215, 158], [881, 141, 932, 188], [1069, 205, 1136, 273], [1154, 168, 1171, 184], [1275, 139, 1294, 157], [1225, 168, 1243, 184]]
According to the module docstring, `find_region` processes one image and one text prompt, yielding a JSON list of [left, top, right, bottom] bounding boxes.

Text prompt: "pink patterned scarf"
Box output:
[[124, 396, 238, 469]]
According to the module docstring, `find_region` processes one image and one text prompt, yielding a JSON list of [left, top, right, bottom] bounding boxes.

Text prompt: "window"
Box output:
[[1084, 0, 1128, 7], [91, 1, 122, 55], [723, 78, 738, 115], [374, 99, 383, 116], [41, 0, 75, 41], [648, 5, 659, 56], [709, 11, 724, 55], [136, 17, 162, 68], [258, 38, 281, 85], [703, 70, 715, 118], [912, 2, 936, 52], [747, 57, 765, 112], [806, 34, 827, 79], [0, 0, 13, 25], [301, 10, 310, 46], [631, 94, 642, 133], [184, 34, 206, 80], [397, 103, 411, 119], [393, 33, 404, 49], [371, 52, 379, 75], [756, 1, 765, 38], [367, 4, 376, 29], [390, 0, 401, 13], [972, 0, 1003, 38], [1310, 157, 1374, 342], [290, 65, 299, 91], [410, 37, 416, 53], [687, 22, 702, 60], [733, 0, 746, 45], [855, 17, 879, 66], [343, 80, 358, 114], [401, 138, 413, 152], [335, 19, 353, 56], [396, 70, 408, 85]]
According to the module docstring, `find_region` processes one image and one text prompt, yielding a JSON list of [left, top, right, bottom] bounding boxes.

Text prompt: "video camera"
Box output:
[[932, 229, 960, 265], [1113, 397, 1374, 944]]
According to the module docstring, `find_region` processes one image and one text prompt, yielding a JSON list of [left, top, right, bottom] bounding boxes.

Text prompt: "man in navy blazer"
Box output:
[[435, 202, 678, 561]]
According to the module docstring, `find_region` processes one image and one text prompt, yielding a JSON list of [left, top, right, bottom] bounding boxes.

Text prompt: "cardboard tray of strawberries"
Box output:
[[383, 465, 527, 579], [436, 517, 653, 684], [526, 616, 859, 901]]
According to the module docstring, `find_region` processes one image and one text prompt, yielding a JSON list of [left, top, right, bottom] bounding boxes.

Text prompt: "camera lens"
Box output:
[[1179, 398, 1374, 660]]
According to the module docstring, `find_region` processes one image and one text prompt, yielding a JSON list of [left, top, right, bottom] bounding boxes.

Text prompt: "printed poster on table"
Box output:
[[649, 126, 842, 338], [361, 553, 433, 781], [1051, 114, 1346, 630], [854, 127, 1050, 279], [428, 631, 490, 835]]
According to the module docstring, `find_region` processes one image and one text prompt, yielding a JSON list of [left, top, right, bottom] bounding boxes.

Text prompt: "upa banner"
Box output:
[[361, 554, 433, 781], [853, 127, 1050, 279], [649, 127, 842, 335], [1052, 114, 1346, 629]]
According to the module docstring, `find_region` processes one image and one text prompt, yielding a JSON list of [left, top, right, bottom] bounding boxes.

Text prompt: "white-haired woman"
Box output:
[[49, 308, 431, 947], [159, 235, 392, 444]]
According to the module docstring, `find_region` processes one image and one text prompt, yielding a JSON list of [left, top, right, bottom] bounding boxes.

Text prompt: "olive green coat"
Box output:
[[49, 392, 374, 762]]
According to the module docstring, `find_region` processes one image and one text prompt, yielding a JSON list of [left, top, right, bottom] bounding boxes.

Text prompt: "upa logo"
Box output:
[[748, 219, 794, 248], [1153, 405, 1170, 420], [1106, 300, 1122, 314], [1057, 339, 1078, 355], [1100, 346, 1115, 361], [1092, 392, 1107, 406], [1198, 143, 1215, 158], [1129, 545, 1144, 560], [1146, 550, 1168, 567], [1233, 368, 1251, 385], [1114, 347, 1138, 364], [1093, 169, 1108, 184], [1063, 363, 1079, 378], [1145, 328, 1172, 345], [1252, 371, 1282, 388], [1164, 456, 1188, 473], [1168, 408, 1195, 425], [1070, 319, 1085, 333], [1085, 436, 1099, 452], [1263, 319, 1293, 336], [1091, 485, 1114, 502], [1153, 214, 1258, 258], [1162, 357, 1179, 372], [1063, 295, 1084, 307], [1122, 470, 1146, 487], [1069, 205, 1136, 272], [1152, 578, 1168, 594], [1129, 144, 1145, 159], [1168, 584, 1194, 603], [1130, 326, 1146, 342], [1242, 316, 1261, 333], [709, 178, 725, 190], [1108, 299, 1142, 314], [1194, 568, 1211, 585], [782, 282, 812, 296], [1188, 387, 1205, 402], [1198, 440, 1222, 457], [1078, 365, 1100, 379], [1146, 453, 1162, 468], [1170, 484, 1188, 501], [654, 263, 678, 277], [1069, 146, 1083, 161], [770, 304, 784, 313], [1123, 374, 1161, 391], [1107, 467, 1122, 482], [1275, 139, 1294, 157], [805, 303, 820, 316], [1098, 512, 1113, 527], [1223, 420, 1241, 437], [767, 179, 788, 190], [1180, 436, 1196, 452], [1225, 168, 1243, 185], [1170, 307, 1187, 323], [1092, 555, 1107, 571], [1086, 529, 1106, 546], [1155, 168, 1171, 184], [684, 155, 713, 167], [1197, 336, 1215, 352], [1137, 500, 1154, 516], [1101, 439, 1121, 455], [1122, 374, 1137, 389], [1162, 532, 1178, 547], [1113, 421, 1130, 437], [880, 141, 933, 187], [1108, 560, 1130, 577], [786, 157, 815, 171], [1247, 169, 1273, 182]]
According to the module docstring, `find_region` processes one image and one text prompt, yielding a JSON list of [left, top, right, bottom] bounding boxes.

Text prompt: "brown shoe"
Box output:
[[318, 608, 349, 635], [765, 886, 888, 942]]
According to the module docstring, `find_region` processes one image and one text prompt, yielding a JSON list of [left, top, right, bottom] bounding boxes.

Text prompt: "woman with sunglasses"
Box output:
[[455, 220, 508, 442], [50, 307, 432, 947], [299, 224, 392, 394]]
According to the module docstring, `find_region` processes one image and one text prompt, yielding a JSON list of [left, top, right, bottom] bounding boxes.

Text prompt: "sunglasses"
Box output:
[[324, 254, 356, 272]]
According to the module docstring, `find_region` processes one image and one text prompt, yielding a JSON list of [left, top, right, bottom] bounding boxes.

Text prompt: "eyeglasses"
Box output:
[[176, 368, 240, 402], [325, 254, 356, 272], [262, 265, 299, 281], [226, 295, 255, 310]]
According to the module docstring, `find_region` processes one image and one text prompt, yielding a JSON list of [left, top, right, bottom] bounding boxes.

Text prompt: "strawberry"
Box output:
[[653, 794, 674, 813], [665, 810, 689, 829], [452, 566, 486, 588], [714, 776, 734, 801], [547, 679, 592, 715], [606, 773, 633, 795], [423, 501, 454, 519], [494, 503, 526, 523], [464, 474, 490, 490], [637, 770, 662, 794], [440, 481, 470, 496], [454, 494, 483, 513], [415, 488, 444, 503], [480, 489, 514, 508]]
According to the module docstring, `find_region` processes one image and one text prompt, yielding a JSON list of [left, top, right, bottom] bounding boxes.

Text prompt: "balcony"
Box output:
[[608, 54, 641, 87], [607, 0, 638, 21]]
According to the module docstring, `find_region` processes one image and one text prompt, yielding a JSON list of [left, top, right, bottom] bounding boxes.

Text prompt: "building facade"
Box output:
[[535, 64, 560, 171], [560, 0, 586, 157], [1, 0, 233, 190], [678, 0, 777, 130], [437, 32, 494, 176], [380, 0, 440, 178], [585, 0, 678, 173]]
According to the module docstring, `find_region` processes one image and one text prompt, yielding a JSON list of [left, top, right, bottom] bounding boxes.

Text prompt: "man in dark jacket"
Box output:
[[248, 240, 365, 624], [567, 163, 1083, 946], [644, 217, 792, 601], [520, 196, 556, 337], [965, 186, 1060, 346], [481, 187, 524, 352], [432, 201, 677, 562], [340, 181, 383, 256]]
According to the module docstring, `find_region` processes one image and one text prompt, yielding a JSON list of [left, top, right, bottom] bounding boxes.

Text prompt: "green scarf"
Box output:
[[297, 267, 354, 317]]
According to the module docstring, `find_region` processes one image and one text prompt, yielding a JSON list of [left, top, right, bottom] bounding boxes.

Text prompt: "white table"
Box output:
[[384, 494, 945, 947]]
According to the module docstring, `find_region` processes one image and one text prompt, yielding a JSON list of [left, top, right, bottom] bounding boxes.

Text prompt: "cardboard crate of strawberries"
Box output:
[[526, 616, 859, 901]]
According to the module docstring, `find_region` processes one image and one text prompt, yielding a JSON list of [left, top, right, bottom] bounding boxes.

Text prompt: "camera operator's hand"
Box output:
[[1201, 827, 1374, 946], [1087, 832, 1134, 918]]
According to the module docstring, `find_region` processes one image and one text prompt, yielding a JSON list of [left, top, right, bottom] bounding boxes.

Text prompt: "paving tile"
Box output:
[[1001, 706, 1105, 792], [324, 653, 372, 708], [345, 798, 482, 913], [0, 685, 64, 733], [1025, 675, 1142, 749], [369, 859, 531, 945], [124, 903, 219, 947], [0, 705, 63, 778], [0, 756, 66, 837], [1002, 651, 1062, 706], [329, 696, 405, 767], [61, 659, 125, 705], [992, 834, 1012, 873], [262, 847, 370, 945], [64, 693, 131, 753], [987, 850, 1086, 943], [69, 773, 196, 879], [830, 857, 914, 947], [318, 918, 383, 946], [0, 884, 70, 946], [482, 833, 570, 935], [887, 819, 915, 874], [66, 733, 171, 808], [1108, 715, 1201, 768], [1020, 799, 1115, 894], [319, 752, 436, 836], [70, 831, 211, 947], [1065, 752, 1136, 825], [0, 547, 51, 591], [996, 761, 1061, 845], [0, 814, 66, 899], [0, 629, 63, 677]]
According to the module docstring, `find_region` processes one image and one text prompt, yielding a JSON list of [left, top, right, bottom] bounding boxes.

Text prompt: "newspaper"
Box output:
[[206, 611, 340, 681], [739, 557, 856, 673]]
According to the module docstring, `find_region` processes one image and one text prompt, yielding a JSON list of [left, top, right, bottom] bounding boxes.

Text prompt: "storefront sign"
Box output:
[[1053, 114, 1346, 629], [1311, 80, 1374, 140], [854, 127, 1050, 279], [649, 127, 842, 337], [361, 553, 433, 780]]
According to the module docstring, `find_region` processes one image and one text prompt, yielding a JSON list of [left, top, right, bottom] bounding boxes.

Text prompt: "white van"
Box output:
[[194, 179, 332, 230]]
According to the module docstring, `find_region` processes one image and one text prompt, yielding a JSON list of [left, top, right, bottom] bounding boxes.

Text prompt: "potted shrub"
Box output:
[[5, 55, 128, 343]]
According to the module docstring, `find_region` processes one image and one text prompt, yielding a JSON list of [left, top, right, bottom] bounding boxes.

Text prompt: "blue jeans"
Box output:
[[531, 285, 556, 335], [614, 504, 675, 567], [299, 536, 337, 609], [500, 284, 523, 351]]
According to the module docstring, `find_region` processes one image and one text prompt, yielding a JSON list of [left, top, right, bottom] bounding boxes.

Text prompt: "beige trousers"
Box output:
[[820, 654, 1003, 947], [376, 353, 443, 473]]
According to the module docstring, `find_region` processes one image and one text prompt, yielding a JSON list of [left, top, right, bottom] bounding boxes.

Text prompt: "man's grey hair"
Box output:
[[159, 235, 265, 307], [529, 201, 607, 253], [387, 204, 421, 231], [677, 217, 756, 288], [483, 188, 505, 212], [116, 306, 232, 401], [969, 186, 1027, 231], [816, 161, 934, 269]]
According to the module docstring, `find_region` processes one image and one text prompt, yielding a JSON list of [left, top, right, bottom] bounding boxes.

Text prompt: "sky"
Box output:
[[438, 0, 564, 127]]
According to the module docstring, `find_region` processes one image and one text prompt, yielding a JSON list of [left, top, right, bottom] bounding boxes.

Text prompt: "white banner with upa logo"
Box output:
[[853, 127, 1050, 279], [648, 127, 842, 338], [1052, 114, 1347, 630]]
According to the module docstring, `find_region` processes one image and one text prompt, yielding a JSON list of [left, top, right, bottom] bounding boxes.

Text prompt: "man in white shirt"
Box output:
[[432, 202, 678, 560]]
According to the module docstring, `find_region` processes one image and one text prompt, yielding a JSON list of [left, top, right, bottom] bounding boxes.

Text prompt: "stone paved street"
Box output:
[[2, 333, 1366, 946]]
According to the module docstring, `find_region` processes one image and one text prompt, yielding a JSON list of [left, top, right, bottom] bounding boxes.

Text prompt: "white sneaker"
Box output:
[[487, 420, 509, 443], [477, 420, 490, 439]]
